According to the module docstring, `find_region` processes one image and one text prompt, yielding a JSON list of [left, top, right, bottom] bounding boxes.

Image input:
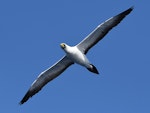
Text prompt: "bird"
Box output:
[[20, 7, 133, 104]]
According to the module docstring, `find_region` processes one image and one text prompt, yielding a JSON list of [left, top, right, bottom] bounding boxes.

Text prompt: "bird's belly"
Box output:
[[67, 52, 89, 67]]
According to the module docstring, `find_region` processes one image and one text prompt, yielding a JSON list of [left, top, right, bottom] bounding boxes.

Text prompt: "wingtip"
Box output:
[[124, 6, 134, 14], [129, 6, 134, 12], [130, 6, 134, 10], [20, 90, 32, 105], [19, 101, 23, 105], [19, 98, 27, 105], [115, 6, 133, 20]]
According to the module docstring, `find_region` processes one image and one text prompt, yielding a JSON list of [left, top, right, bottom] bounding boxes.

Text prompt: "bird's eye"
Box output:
[[60, 43, 66, 49], [63, 44, 66, 48]]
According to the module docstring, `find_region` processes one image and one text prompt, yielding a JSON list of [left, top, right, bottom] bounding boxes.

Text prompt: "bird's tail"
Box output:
[[87, 64, 99, 74]]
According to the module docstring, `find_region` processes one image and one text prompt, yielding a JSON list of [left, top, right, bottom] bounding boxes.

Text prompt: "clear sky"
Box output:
[[0, 0, 149, 113]]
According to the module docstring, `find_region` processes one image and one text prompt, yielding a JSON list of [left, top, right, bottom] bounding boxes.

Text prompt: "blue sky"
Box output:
[[0, 0, 150, 113]]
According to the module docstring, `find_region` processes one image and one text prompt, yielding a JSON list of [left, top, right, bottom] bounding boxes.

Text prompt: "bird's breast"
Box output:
[[66, 47, 90, 67]]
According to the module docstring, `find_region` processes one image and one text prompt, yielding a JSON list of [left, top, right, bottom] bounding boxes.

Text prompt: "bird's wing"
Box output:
[[20, 56, 74, 104], [77, 7, 133, 54]]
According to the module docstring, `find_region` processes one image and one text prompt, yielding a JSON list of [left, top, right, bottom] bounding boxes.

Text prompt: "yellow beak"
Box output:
[[60, 43, 65, 49]]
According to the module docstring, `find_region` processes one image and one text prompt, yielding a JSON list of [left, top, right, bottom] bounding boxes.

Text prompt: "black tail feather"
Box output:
[[87, 64, 99, 74]]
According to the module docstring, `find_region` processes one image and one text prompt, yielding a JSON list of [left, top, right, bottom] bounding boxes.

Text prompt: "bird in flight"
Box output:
[[20, 7, 133, 104]]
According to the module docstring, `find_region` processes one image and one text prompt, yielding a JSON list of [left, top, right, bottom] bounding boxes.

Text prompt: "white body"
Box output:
[[63, 44, 91, 69]]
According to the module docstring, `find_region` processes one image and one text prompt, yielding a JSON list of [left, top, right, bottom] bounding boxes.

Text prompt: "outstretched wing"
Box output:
[[20, 56, 74, 104], [77, 7, 133, 54]]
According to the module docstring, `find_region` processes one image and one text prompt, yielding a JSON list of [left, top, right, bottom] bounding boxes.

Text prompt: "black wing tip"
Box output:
[[120, 6, 134, 16], [19, 90, 31, 105], [113, 6, 133, 24], [130, 6, 134, 10], [19, 98, 27, 105], [19, 101, 24, 105], [128, 6, 134, 12]]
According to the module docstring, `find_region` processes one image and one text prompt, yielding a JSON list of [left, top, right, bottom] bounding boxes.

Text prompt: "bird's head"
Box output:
[[60, 43, 66, 49]]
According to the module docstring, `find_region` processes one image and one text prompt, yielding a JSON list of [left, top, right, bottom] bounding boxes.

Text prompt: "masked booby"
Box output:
[[20, 7, 133, 104]]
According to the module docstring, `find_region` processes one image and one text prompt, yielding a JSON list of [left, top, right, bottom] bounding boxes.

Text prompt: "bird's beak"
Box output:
[[60, 43, 65, 49]]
